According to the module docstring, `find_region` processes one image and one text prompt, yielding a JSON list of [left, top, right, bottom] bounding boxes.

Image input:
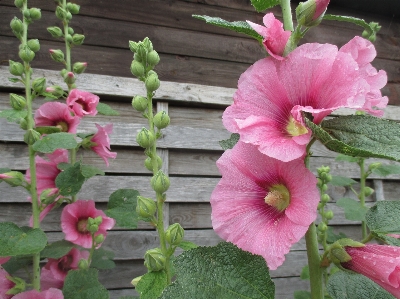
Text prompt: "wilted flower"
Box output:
[[66, 89, 99, 117], [35, 102, 81, 133]]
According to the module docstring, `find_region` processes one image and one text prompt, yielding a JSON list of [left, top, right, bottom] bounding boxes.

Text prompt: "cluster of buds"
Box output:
[[316, 166, 334, 243]]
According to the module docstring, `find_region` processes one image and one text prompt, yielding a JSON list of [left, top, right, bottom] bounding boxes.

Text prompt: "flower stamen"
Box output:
[[286, 116, 308, 137], [264, 184, 290, 212]]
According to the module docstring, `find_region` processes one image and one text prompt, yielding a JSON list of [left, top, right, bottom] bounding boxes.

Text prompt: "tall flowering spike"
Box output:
[[35, 102, 81, 133], [12, 288, 64, 299], [0, 267, 15, 299], [247, 13, 291, 60], [66, 89, 99, 117], [223, 37, 388, 162], [210, 141, 319, 270], [342, 244, 400, 297], [89, 123, 117, 167], [61, 200, 115, 248]]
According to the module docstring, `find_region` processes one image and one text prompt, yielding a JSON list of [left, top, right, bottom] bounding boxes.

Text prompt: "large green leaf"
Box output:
[[105, 189, 139, 229], [41, 240, 75, 259], [0, 109, 27, 123], [63, 269, 109, 299], [2, 255, 32, 274], [90, 248, 115, 270], [330, 175, 357, 187], [97, 102, 119, 116], [159, 242, 275, 299], [327, 271, 395, 299], [336, 198, 368, 221], [136, 271, 168, 299], [372, 164, 400, 177], [250, 0, 280, 12], [219, 133, 240, 151], [55, 162, 86, 196], [32, 132, 78, 153], [366, 201, 400, 234]]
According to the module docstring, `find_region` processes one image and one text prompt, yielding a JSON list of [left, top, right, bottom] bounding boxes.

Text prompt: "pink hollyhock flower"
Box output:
[[35, 102, 80, 133], [247, 13, 291, 60], [0, 257, 10, 265], [0, 267, 15, 299], [12, 288, 64, 299], [342, 244, 400, 297], [41, 248, 89, 290], [61, 199, 115, 248], [66, 89, 99, 117], [210, 141, 319, 270], [89, 123, 117, 167], [223, 36, 388, 162]]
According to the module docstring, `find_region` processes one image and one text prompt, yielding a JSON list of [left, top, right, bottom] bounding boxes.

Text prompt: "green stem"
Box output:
[[280, 0, 294, 31], [87, 234, 96, 265], [361, 233, 373, 244], [358, 158, 367, 239]]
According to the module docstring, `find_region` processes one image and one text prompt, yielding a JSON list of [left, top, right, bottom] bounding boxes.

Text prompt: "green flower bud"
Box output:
[[14, 0, 25, 9], [135, 44, 147, 63], [27, 39, 40, 52], [144, 248, 166, 272], [66, 34, 73, 44], [72, 34, 85, 45], [165, 223, 184, 246], [40, 188, 59, 204], [131, 275, 142, 287], [10, 17, 23, 34], [29, 8, 42, 20], [143, 37, 153, 52], [78, 259, 89, 270], [49, 49, 65, 63], [147, 50, 160, 67], [64, 72, 76, 85], [55, 6, 67, 20], [144, 155, 162, 172], [151, 170, 170, 193], [136, 196, 157, 218], [24, 129, 41, 145], [318, 222, 327, 232], [66, 11, 73, 21], [19, 45, 35, 62], [73, 62, 87, 74], [130, 60, 145, 78], [368, 162, 382, 171], [129, 40, 138, 53], [9, 60, 24, 76], [325, 210, 334, 220], [317, 178, 323, 187], [23, 9, 30, 19], [321, 194, 330, 203], [10, 93, 26, 110], [94, 234, 105, 244], [32, 77, 46, 94], [19, 118, 28, 130], [67, 2, 80, 14], [317, 202, 324, 210], [321, 184, 328, 192], [68, 27, 74, 35], [153, 111, 170, 129], [45, 85, 64, 98], [0, 171, 25, 187], [88, 223, 99, 233], [296, 0, 327, 28], [47, 26, 63, 38], [132, 95, 148, 112], [94, 216, 103, 225], [327, 239, 364, 265], [145, 74, 160, 93], [136, 128, 155, 148], [364, 186, 374, 197]]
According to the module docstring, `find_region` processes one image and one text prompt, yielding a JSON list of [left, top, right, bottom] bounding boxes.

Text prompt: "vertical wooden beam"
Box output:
[[373, 179, 385, 201]]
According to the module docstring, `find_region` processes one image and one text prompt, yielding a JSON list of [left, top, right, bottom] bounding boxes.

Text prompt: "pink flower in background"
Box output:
[[0, 257, 10, 265], [35, 102, 81, 133], [0, 267, 15, 299], [342, 244, 400, 297], [12, 288, 64, 299], [90, 123, 117, 167], [223, 36, 388, 162], [66, 89, 99, 117], [247, 13, 291, 60], [210, 141, 319, 270], [61, 199, 115, 248], [41, 248, 89, 290]]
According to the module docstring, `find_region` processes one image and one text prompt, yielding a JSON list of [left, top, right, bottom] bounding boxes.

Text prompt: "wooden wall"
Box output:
[[1, 0, 400, 298]]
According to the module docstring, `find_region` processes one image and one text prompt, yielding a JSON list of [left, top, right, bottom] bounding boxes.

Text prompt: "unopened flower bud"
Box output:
[[24, 129, 41, 145], [132, 95, 148, 112], [64, 72, 76, 85], [321, 184, 328, 192], [78, 259, 89, 270], [47, 26, 63, 38], [65, 34, 73, 44], [73, 62, 87, 74], [328, 239, 364, 265], [68, 27, 74, 35], [88, 223, 99, 233], [296, 0, 329, 27], [147, 50, 160, 67], [368, 162, 382, 171], [135, 44, 147, 63], [144, 248, 166, 272], [318, 222, 328, 232], [94, 216, 103, 225], [151, 170, 170, 193], [49, 49, 65, 63], [32, 77, 46, 94], [0, 171, 25, 187], [19, 118, 28, 130], [23, 9, 30, 19], [165, 223, 184, 246], [40, 188, 59, 204], [144, 155, 162, 172], [136, 128, 155, 148], [325, 210, 334, 220], [136, 196, 157, 218], [9, 60, 24, 76], [72, 34, 85, 45], [27, 39, 40, 52], [131, 276, 142, 287], [153, 111, 170, 129], [10, 93, 26, 110], [143, 37, 153, 52], [145, 74, 160, 92], [317, 178, 323, 187], [66, 11, 73, 21], [29, 8, 41, 20], [317, 202, 324, 210], [46, 85, 64, 98], [19, 45, 35, 63], [321, 194, 330, 203], [94, 234, 105, 244], [10, 17, 23, 34], [14, 0, 25, 9], [130, 60, 145, 78], [67, 3, 80, 14], [129, 41, 138, 53], [55, 6, 67, 20], [364, 187, 374, 197]]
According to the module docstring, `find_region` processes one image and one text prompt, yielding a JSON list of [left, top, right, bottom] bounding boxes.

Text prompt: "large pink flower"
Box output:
[[41, 248, 89, 290], [0, 267, 15, 299], [223, 36, 388, 162], [61, 199, 115, 248], [247, 13, 291, 60], [342, 244, 400, 297], [66, 89, 99, 117], [210, 141, 319, 270], [35, 102, 80, 133], [12, 288, 63, 299], [89, 123, 117, 167]]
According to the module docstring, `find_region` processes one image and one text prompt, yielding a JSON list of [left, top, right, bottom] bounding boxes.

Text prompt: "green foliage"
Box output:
[[35, 126, 62, 134], [372, 164, 400, 177], [366, 201, 400, 235], [0, 109, 27, 123], [159, 242, 275, 299], [0, 168, 11, 174], [250, 0, 280, 12], [335, 154, 359, 163], [300, 265, 310, 280], [294, 290, 311, 299], [177, 240, 198, 250], [336, 198, 368, 221], [90, 248, 116, 270], [219, 133, 240, 151], [192, 16, 262, 41], [0, 222, 47, 256], [63, 268, 109, 299], [326, 226, 348, 244], [136, 271, 168, 299], [80, 164, 105, 178], [327, 271, 395, 299], [2, 255, 32, 274], [32, 132, 78, 153], [329, 175, 357, 187], [97, 102, 119, 116], [105, 189, 139, 229], [55, 162, 86, 196], [41, 240, 75, 259]]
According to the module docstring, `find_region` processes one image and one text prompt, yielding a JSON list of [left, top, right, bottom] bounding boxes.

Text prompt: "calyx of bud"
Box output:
[[32, 77, 46, 94], [9, 60, 24, 76], [72, 34, 85, 45], [130, 60, 145, 78], [10, 93, 26, 110], [145, 73, 160, 93], [0, 171, 25, 187], [165, 223, 184, 246], [136, 128, 155, 148], [144, 155, 162, 172], [144, 248, 166, 272], [147, 50, 160, 67], [67, 3, 80, 14], [29, 8, 42, 20], [64, 72, 76, 85], [151, 170, 170, 194], [47, 26, 64, 38], [73, 62, 87, 74], [10, 17, 23, 35], [14, 0, 25, 9], [19, 45, 35, 63], [27, 39, 40, 52], [136, 196, 157, 218], [153, 111, 170, 129], [132, 95, 148, 112], [46, 85, 64, 98], [49, 49, 65, 63], [24, 129, 41, 145], [327, 238, 364, 266], [78, 259, 89, 270]]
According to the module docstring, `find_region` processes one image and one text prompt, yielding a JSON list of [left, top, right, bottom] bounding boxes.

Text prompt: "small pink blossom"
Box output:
[[61, 199, 115, 248], [314, 0, 330, 20], [247, 13, 291, 60], [0, 174, 12, 179], [0, 267, 15, 299], [0, 257, 10, 265], [210, 141, 319, 270], [342, 244, 400, 297], [12, 288, 64, 299], [89, 123, 117, 167], [66, 89, 99, 117], [223, 36, 388, 162], [41, 248, 89, 290], [35, 102, 81, 133]]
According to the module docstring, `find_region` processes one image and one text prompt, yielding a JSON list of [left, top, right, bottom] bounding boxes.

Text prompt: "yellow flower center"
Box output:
[[264, 184, 290, 212], [286, 116, 308, 137], [56, 121, 68, 132]]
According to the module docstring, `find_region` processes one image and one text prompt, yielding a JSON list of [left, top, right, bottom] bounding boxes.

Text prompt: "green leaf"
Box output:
[[0, 109, 27, 123], [177, 240, 198, 251], [81, 164, 105, 178], [90, 248, 115, 270], [105, 189, 139, 229], [136, 271, 168, 299], [335, 154, 359, 163], [35, 126, 62, 135], [193, 15, 262, 41], [372, 164, 400, 177], [57, 162, 71, 171], [219, 133, 240, 151], [2, 255, 32, 274], [330, 175, 357, 187], [0, 222, 47, 256], [159, 242, 275, 299], [118, 297, 139, 299], [40, 240, 75, 259], [327, 271, 395, 299], [336, 198, 368, 221], [63, 268, 109, 299], [8, 77, 21, 83], [250, 0, 280, 12], [32, 132, 78, 153], [300, 265, 310, 280], [77, 132, 94, 139], [55, 162, 86, 196], [294, 290, 311, 299], [366, 201, 400, 234], [0, 168, 11, 174], [96, 102, 119, 116], [326, 226, 348, 244]]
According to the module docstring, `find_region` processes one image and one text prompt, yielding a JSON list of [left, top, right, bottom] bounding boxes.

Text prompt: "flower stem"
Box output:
[[305, 224, 323, 299], [280, 0, 294, 31], [358, 158, 367, 239]]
